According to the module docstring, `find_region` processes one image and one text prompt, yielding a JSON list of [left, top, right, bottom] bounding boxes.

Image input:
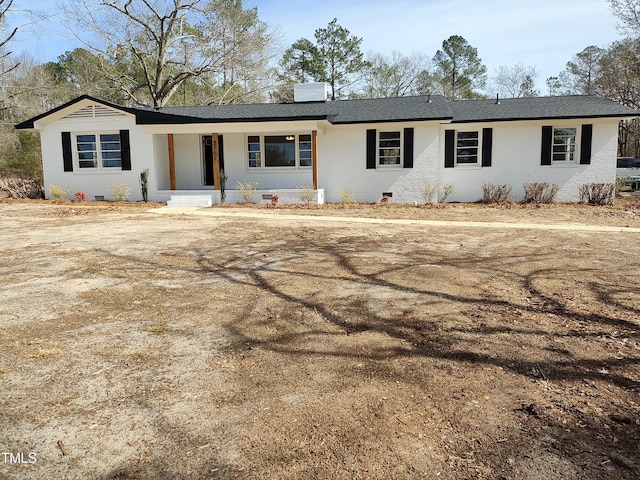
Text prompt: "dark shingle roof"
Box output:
[[15, 93, 638, 130], [136, 94, 452, 124], [449, 95, 638, 123]]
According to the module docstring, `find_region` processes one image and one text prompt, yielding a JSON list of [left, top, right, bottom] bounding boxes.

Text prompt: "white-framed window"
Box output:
[[552, 127, 577, 163], [247, 134, 312, 169], [299, 134, 312, 167], [75, 132, 122, 170], [247, 135, 261, 168], [378, 131, 402, 166], [456, 131, 479, 165]]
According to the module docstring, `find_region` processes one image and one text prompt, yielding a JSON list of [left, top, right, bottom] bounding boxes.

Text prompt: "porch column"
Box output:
[[168, 134, 176, 190], [312, 130, 318, 190], [212, 133, 221, 190]]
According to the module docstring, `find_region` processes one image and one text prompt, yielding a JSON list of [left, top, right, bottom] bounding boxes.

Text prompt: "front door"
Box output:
[[202, 135, 224, 187]]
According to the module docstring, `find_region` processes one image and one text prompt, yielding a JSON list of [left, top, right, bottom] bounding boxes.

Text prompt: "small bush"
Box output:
[[522, 182, 558, 204], [271, 194, 279, 206], [439, 183, 455, 203], [298, 185, 314, 205], [421, 182, 439, 203], [74, 191, 87, 201], [579, 182, 614, 205], [49, 184, 69, 200], [380, 195, 390, 204], [111, 182, 131, 201], [340, 187, 356, 205], [482, 183, 512, 203], [236, 181, 258, 203]]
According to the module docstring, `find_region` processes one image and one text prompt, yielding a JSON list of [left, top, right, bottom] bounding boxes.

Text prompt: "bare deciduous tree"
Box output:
[[490, 63, 539, 98], [608, 0, 640, 36], [62, 0, 277, 108], [360, 51, 429, 98], [0, 0, 18, 77]]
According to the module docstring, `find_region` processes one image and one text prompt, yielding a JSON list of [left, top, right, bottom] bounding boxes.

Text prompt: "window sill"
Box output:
[[453, 163, 482, 169], [550, 162, 579, 168], [75, 169, 123, 174]]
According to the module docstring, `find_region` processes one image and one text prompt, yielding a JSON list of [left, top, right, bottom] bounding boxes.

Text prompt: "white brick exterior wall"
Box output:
[[438, 119, 619, 203], [33, 99, 622, 204]]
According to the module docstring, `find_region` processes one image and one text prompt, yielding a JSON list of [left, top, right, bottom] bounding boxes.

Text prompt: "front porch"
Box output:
[[151, 127, 322, 205]]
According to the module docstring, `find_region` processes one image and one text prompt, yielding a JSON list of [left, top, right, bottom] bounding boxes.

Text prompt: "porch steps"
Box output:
[[166, 194, 213, 208]]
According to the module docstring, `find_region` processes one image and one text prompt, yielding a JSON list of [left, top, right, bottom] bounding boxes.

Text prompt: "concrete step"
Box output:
[[166, 194, 212, 207]]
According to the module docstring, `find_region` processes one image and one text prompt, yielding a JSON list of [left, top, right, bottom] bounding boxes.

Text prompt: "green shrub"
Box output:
[[0, 131, 43, 181]]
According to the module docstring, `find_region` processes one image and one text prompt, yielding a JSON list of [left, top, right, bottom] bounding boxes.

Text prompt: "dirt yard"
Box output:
[[0, 199, 639, 480]]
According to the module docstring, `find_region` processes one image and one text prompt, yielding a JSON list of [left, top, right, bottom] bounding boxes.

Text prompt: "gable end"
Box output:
[[64, 104, 126, 120]]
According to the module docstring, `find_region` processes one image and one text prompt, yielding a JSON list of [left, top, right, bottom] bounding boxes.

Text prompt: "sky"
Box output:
[[8, 0, 623, 94]]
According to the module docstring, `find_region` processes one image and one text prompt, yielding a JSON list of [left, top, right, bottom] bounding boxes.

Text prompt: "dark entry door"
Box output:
[[202, 135, 225, 187]]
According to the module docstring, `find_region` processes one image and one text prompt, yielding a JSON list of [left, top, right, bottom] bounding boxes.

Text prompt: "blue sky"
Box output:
[[10, 0, 622, 94]]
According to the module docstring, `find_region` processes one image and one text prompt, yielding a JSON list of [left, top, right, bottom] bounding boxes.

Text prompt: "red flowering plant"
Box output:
[[74, 191, 87, 201], [271, 194, 279, 206]]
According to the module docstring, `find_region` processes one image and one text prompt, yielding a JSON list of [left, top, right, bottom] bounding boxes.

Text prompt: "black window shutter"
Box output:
[[481, 128, 493, 167], [580, 124, 592, 164], [366, 129, 376, 169], [541, 126, 553, 165], [403, 127, 414, 168], [120, 130, 131, 170], [62, 132, 73, 172], [444, 129, 455, 168]]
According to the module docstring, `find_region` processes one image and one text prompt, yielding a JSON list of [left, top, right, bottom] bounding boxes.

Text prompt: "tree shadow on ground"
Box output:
[[187, 239, 639, 390], [89, 230, 640, 478]]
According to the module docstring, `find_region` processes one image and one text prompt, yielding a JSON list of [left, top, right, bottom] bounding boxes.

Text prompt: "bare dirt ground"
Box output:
[[0, 198, 639, 480]]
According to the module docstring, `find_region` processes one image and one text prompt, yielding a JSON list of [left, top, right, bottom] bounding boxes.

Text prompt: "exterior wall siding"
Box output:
[[439, 120, 618, 203], [38, 110, 154, 202], [319, 122, 440, 204]]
